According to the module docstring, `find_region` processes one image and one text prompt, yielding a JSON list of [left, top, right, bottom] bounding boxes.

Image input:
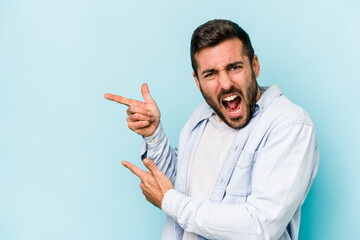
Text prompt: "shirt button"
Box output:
[[234, 146, 238, 151], [220, 178, 224, 183], [150, 139, 155, 143], [261, 107, 264, 113]]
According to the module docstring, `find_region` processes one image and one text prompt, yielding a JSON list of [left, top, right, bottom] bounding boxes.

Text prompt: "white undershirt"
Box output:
[[182, 114, 238, 240]]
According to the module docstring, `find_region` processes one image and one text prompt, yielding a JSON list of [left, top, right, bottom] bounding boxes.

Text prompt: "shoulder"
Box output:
[[253, 85, 316, 144], [257, 89, 316, 146], [177, 102, 213, 153], [258, 85, 314, 128], [267, 94, 314, 128], [248, 86, 318, 152], [177, 102, 213, 142], [183, 102, 214, 130]]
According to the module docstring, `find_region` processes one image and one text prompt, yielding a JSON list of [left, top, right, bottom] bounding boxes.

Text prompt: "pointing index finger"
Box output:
[[122, 161, 147, 181], [104, 93, 131, 106], [104, 93, 145, 108]]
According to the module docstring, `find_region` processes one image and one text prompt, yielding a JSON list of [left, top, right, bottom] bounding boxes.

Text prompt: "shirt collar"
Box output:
[[255, 85, 282, 116]]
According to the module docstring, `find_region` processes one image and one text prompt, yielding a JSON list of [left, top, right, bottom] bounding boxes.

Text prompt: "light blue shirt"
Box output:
[[141, 85, 319, 240]]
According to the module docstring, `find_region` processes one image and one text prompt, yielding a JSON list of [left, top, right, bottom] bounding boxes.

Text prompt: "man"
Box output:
[[104, 19, 319, 240]]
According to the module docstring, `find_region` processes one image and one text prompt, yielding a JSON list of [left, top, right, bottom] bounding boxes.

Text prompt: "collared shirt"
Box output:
[[141, 85, 319, 240], [183, 114, 239, 240]]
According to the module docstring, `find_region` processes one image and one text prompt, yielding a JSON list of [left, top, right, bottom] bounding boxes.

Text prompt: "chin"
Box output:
[[224, 116, 248, 129], [218, 108, 249, 129]]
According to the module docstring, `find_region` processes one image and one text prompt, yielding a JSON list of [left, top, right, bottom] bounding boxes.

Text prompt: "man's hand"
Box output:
[[104, 83, 160, 137], [122, 158, 173, 209]]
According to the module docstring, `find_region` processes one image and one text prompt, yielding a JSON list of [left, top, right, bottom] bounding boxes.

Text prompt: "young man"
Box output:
[[105, 19, 319, 240]]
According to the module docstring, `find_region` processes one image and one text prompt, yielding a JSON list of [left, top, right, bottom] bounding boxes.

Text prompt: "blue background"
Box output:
[[1, 0, 359, 239]]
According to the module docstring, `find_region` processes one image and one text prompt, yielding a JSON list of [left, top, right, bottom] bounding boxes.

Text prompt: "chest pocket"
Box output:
[[223, 151, 257, 203]]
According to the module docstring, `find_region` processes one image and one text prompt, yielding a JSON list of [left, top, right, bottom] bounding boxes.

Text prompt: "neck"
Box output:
[[256, 86, 263, 102]]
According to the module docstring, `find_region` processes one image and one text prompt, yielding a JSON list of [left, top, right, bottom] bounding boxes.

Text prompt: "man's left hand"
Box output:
[[122, 158, 173, 209]]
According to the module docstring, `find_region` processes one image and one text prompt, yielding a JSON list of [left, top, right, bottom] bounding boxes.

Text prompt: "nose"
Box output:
[[218, 70, 233, 90]]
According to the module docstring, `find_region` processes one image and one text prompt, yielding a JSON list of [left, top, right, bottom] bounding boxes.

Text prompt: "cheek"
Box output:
[[233, 73, 253, 91], [201, 81, 219, 96], [232, 72, 248, 84]]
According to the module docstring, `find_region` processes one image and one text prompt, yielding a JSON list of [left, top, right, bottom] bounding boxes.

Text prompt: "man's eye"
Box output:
[[230, 66, 241, 71], [204, 73, 215, 78]]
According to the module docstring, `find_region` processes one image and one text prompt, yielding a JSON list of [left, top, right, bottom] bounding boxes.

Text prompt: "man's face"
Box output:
[[193, 38, 261, 129]]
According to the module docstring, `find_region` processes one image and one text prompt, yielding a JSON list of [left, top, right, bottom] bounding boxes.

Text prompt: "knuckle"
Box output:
[[137, 122, 144, 128], [156, 173, 163, 180], [129, 106, 136, 112]]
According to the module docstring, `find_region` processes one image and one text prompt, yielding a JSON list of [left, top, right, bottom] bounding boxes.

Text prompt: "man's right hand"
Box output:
[[104, 83, 160, 137]]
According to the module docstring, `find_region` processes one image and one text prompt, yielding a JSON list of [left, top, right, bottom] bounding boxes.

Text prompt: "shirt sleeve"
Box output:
[[161, 122, 319, 240], [141, 123, 178, 183]]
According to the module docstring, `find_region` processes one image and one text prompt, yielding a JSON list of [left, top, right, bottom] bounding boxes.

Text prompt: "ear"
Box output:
[[252, 55, 260, 78], [193, 72, 200, 91]]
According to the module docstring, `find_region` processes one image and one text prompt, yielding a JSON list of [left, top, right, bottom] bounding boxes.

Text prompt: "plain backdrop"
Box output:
[[1, 0, 359, 239]]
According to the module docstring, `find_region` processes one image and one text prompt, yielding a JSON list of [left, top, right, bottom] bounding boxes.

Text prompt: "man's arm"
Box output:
[[141, 123, 178, 183], [123, 122, 319, 240]]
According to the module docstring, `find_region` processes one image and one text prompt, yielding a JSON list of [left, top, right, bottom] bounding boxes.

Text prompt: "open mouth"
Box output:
[[222, 94, 243, 117]]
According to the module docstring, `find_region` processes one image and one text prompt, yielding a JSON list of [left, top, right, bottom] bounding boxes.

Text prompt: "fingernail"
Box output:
[[143, 158, 149, 164], [147, 111, 152, 116]]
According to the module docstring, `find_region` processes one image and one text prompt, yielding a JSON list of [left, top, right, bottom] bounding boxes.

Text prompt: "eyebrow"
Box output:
[[228, 61, 244, 68], [201, 61, 244, 76], [201, 68, 217, 76]]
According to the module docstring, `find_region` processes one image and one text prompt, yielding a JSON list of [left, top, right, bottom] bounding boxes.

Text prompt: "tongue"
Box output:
[[224, 97, 240, 110]]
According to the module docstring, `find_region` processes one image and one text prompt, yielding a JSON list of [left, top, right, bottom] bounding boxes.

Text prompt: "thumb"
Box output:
[[143, 158, 158, 174], [141, 83, 155, 103]]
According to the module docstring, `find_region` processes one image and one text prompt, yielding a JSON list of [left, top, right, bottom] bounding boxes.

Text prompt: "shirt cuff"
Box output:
[[161, 189, 187, 221], [140, 123, 165, 159], [144, 122, 165, 144]]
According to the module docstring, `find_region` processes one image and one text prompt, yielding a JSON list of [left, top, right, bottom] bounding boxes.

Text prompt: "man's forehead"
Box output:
[[195, 38, 247, 71]]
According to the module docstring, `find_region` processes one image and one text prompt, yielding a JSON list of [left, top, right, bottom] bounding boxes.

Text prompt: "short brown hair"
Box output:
[[190, 19, 255, 77]]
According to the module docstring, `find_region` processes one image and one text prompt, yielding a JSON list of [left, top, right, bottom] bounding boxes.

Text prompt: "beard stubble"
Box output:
[[199, 71, 258, 129]]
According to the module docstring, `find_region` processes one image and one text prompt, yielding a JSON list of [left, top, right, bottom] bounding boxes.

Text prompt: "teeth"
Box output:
[[223, 95, 238, 101], [230, 106, 242, 113]]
